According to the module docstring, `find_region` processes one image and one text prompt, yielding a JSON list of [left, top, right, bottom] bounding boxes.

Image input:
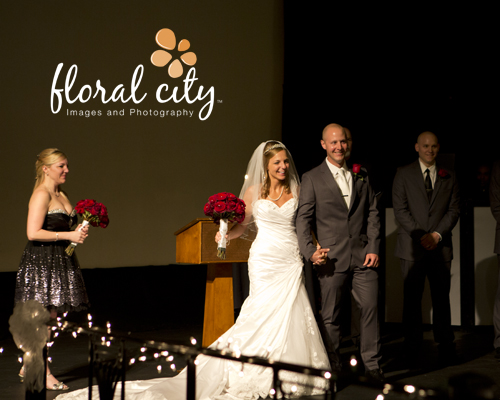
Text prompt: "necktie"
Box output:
[[425, 169, 433, 201], [337, 169, 350, 207]]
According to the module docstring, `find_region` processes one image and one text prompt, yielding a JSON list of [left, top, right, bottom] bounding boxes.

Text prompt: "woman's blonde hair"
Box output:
[[34, 148, 67, 191], [260, 141, 291, 199]]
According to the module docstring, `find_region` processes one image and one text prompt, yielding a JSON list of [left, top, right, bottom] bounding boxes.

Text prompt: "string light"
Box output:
[[88, 314, 93, 328], [106, 322, 111, 334], [161, 351, 169, 357], [47, 341, 54, 347], [270, 389, 276, 395], [350, 355, 357, 367], [154, 353, 160, 358], [139, 356, 146, 362], [170, 364, 176, 371], [48, 357, 52, 363], [129, 358, 136, 365], [324, 372, 331, 379], [0, 347, 3, 353], [166, 355, 174, 361], [291, 385, 297, 393], [190, 337, 197, 345], [194, 359, 200, 365], [54, 332, 59, 338], [141, 347, 147, 353], [157, 365, 162, 373], [404, 385, 415, 394], [376, 395, 384, 400], [18, 357, 23, 363], [63, 312, 68, 317], [72, 331, 78, 338]]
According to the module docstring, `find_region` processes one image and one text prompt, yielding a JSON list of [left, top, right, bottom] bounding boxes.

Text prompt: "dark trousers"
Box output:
[[317, 261, 381, 371], [400, 258, 454, 352]]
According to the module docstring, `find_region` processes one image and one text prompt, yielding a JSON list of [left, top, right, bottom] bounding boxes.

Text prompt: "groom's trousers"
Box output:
[[316, 260, 381, 371]]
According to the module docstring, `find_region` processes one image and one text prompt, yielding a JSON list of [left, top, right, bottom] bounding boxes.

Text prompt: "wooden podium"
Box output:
[[174, 218, 252, 347]]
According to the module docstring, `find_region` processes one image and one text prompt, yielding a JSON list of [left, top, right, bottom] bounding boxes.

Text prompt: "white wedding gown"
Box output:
[[57, 198, 330, 400]]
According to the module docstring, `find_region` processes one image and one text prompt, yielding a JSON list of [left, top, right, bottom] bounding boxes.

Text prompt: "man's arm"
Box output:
[[434, 172, 460, 237], [365, 174, 380, 255], [296, 173, 320, 262], [392, 168, 426, 241]]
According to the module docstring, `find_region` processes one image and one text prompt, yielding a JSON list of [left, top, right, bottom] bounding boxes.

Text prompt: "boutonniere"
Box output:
[[437, 168, 450, 179], [352, 163, 364, 181]]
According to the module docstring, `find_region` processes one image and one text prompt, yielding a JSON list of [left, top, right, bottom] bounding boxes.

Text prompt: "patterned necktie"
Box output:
[[425, 169, 433, 201]]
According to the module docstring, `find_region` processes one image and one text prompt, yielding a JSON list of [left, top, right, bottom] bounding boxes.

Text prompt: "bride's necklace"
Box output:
[[268, 185, 284, 201]]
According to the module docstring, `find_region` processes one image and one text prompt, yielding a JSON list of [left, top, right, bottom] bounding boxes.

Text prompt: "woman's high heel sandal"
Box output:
[[46, 373, 69, 391]]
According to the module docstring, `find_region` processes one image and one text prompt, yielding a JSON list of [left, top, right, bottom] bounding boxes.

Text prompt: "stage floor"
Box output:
[[1, 323, 499, 400]]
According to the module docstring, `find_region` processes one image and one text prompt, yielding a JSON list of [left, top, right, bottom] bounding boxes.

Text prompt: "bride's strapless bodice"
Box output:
[[250, 198, 301, 263]]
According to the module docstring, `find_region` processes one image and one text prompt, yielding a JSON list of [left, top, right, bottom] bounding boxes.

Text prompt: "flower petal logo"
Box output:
[[151, 28, 197, 78]]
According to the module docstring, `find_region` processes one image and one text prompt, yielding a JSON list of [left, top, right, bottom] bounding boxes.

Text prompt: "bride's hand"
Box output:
[[215, 232, 229, 243], [311, 243, 329, 265]]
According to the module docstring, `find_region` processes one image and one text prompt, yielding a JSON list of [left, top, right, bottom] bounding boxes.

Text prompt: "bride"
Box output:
[[57, 140, 330, 400]]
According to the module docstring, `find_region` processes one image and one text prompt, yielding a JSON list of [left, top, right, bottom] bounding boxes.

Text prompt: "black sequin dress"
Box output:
[[14, 209, 90, 313]]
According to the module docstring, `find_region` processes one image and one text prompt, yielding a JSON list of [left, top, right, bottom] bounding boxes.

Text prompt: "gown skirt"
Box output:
[[57, 198, 329, 400]]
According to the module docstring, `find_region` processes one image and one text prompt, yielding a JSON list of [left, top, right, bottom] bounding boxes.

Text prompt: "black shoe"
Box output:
[[494, 347, 500, 359], [364, 368, 385, 384]]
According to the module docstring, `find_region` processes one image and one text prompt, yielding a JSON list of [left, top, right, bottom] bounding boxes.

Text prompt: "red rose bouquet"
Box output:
[[203, 192, 246, 259], [65, 199, 109, 255]]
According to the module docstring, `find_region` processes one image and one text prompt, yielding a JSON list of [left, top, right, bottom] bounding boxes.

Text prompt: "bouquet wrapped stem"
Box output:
[[65, 220, 89, 256], [217, 219, 229, 259]]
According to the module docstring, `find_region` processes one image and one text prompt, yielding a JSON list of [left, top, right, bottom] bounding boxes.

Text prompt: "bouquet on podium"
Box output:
[[65, 199, 109, 255], [203, 192, 245, 259]]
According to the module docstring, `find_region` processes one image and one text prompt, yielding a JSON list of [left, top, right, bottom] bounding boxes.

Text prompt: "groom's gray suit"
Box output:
[[296, 159, 381, 371]]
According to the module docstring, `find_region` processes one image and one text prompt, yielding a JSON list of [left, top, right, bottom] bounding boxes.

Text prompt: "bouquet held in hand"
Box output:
[[203, 192, 245, 259], [65, 199, 109, 255]]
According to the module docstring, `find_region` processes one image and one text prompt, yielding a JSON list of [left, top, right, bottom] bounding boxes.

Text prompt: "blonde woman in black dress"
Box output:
[[14, 148, 90, 391]]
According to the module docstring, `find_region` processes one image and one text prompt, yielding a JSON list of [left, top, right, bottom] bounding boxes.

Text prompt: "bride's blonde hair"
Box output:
[[260, 141, 291, 199]]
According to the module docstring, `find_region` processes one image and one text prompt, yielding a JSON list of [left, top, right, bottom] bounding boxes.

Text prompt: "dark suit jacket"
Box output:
[[296, 160, 380, 272], [490, 160, 500, 254], [392, 160, 460, 262]]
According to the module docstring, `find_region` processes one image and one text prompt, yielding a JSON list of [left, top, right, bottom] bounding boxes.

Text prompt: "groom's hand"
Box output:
[[311, 244, 330, 265], [363, 253, 379, 268]]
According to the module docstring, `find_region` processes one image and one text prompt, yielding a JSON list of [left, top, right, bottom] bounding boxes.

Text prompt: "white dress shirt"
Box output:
[[325, 158, 352, 208]]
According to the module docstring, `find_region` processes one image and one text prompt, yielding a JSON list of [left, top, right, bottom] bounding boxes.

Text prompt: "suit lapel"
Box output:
[[412, 161, 429, 202], [349, 170, 358, 211], [319, 161, 349, 210], [430, 164, 442, 206]]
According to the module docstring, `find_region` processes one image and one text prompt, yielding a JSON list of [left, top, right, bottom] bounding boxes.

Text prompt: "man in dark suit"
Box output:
[[489, 160, 500, 358], [392, 131, 460, 365], [296, 123, 382, 379]]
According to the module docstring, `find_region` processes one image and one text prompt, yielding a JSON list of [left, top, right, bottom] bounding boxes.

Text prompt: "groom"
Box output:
[[296, 123, 382, 379]]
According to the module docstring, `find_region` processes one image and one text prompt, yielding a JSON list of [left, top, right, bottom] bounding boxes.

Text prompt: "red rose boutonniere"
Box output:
[[438, 168, 450, 179], [203, 192, 246, 259], [352, 164, 364, 181]]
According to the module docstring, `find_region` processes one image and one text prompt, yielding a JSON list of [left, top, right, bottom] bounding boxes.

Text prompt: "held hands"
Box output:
[[311, 243, 330, 265], [420, 232, 439, 251], [363, 253, 379, 268], [69, 224, 89, 244]]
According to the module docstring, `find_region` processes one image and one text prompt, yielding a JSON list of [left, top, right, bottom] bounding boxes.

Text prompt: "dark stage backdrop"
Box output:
[[0, 1, 284, 272]]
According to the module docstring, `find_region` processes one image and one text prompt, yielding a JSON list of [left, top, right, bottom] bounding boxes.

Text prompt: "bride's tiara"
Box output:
[[263, 143, 285, 155]]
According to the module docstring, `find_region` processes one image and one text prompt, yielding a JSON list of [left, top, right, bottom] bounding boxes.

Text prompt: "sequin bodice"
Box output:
[[43, 210, 77, 232]]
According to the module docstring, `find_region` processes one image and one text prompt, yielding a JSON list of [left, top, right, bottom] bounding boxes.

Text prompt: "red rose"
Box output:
[[216, 193, 227, 201], [227, 193, 236, 201], [235, 214, 245, 224], [438, 168, 448, 178], [214, 201, 226, 213], [352, 164, 361, 174], [204, 202, 213, 216], [99, 215, 109, 228], [209, 195, 217, 205], [226, 201, 237, 211], [235, 203, 245, 215]]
